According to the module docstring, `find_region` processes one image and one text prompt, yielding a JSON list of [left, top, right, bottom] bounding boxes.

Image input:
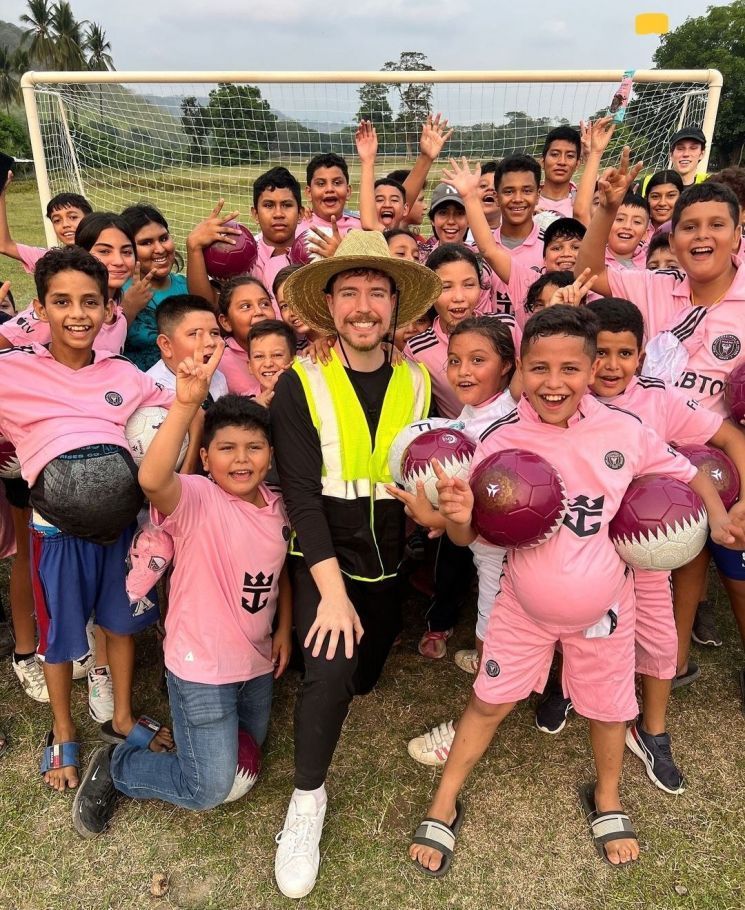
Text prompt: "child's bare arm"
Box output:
[[574, 146, 643, 298], [355, 121, 380, 230], [402, 114, 453, 210], [573, 116, 615, 226], [186, 201, 241, 308], [178, 407, 204, 474], [140, 333, 225, 515]]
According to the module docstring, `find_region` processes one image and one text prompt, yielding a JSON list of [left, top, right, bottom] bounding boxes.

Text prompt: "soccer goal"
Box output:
[[21, 69, 723, 248]]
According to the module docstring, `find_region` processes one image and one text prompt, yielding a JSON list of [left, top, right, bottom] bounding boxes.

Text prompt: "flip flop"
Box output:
[[100, 716, 167, 749], [39, 730, 80, 777], [578, 782, 638, 868], [410, 800, 465, 878]]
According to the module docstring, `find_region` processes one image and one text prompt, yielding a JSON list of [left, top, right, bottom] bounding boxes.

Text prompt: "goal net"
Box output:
[[21, 70, 722, 248]]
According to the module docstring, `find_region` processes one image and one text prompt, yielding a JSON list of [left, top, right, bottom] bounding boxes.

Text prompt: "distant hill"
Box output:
[[0, 20, 24, 53]]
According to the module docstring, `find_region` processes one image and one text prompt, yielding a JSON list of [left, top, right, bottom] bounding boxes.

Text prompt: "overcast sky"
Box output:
[[2, 0, 730, 72]]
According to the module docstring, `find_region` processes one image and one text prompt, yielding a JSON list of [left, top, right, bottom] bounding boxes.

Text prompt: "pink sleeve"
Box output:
[[663, 386, 723, 446], [0, 306, 50, 346], [508, 262, 541, 330], [635, 424, 698, 483], [607, 268, 653, 323], [139, 373, 176, 409], [150, 474, 204, 538], [16, 243, 48, 275]]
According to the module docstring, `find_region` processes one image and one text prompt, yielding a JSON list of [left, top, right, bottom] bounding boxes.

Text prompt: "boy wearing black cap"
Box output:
[[669, 127, 708, 187]]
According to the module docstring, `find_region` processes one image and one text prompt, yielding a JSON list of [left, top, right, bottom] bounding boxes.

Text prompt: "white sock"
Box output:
[[293, 784, 327, 809]]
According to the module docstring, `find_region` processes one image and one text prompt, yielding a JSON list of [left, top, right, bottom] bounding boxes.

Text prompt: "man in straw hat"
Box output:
[[271, 230, 441, 898]]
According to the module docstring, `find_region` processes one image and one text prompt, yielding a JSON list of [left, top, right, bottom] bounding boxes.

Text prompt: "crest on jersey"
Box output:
[[485, 659, 500, 678], [711, 334, 741, 361], [605, 450, 625, 470], [105, 391, 123, 406]]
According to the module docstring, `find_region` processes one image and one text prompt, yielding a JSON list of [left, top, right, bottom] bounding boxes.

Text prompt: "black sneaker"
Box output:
[[692, 600, 722, 647], [72, 745, 118, 838], [535, 691, 573, 734], [671, 660, 700, 690], [625, 721, 685, 794]]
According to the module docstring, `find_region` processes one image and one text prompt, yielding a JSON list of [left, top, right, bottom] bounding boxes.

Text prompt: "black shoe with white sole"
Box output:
[[692, 600, 722, 647], [72, 745, 118, 838], [625, 721, 685, 795], [535, 691, 573, 734]]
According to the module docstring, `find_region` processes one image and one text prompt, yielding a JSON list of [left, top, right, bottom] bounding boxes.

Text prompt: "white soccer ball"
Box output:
[[388, 418, 465, 486], [0, 434, 21, 479], [124, 406, 188, 469], [400, 428, 476, 507]]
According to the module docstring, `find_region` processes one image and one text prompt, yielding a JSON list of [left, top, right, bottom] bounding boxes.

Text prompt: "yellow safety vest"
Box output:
[[291, 349, 431, 581]]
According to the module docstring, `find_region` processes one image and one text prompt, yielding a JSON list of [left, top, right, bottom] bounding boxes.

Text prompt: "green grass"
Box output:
[[1, 180, 745, 910]]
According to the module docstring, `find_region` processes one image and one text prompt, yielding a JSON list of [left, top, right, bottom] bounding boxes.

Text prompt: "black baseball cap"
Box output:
[[670, 127, 706, 149]]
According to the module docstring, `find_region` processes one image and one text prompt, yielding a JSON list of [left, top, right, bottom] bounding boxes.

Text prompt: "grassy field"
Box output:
[[1, 182, 744, 910]]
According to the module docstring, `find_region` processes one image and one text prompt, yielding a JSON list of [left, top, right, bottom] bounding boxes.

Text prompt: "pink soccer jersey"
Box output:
[[507, 261, 544, 329], [0, 304, 128, 355], [491, 222, 545, 313], [597, 375, 722, 445], [609, 260, 745, 414], [219, 337, 261, 397], [537, 183, 577, 218], [473, 393, 697, 631], [152, 474, 289, 685], [0, 344, 174, 485], [405, 314, 519, 419], [15, 243, 47, 275], [252, 236, 289, 315], [300, 212, 362, 237]]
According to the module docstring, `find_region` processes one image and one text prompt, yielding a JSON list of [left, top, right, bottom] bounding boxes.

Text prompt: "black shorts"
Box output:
[[2, 475, 30, 510]]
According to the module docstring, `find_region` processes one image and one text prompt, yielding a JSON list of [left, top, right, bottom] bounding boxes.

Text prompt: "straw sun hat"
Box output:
[[282, 230, 442, 335]]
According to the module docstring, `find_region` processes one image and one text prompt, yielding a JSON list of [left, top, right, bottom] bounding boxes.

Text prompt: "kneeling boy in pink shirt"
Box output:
[[408, 306, 741, 875]]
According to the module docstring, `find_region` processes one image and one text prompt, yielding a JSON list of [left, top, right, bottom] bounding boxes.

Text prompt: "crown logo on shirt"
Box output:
[[241, 571, 274, 614]]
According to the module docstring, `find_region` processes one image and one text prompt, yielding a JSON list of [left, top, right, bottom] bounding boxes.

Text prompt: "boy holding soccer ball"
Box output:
[[408, 306, 741, 875], [0, 247, 177, 791]]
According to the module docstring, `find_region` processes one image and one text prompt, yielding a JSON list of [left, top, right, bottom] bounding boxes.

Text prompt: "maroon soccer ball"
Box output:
[[0, 434, 21, 479], [401, 428, 475, 506], [470, 449, 568, 548], [288, 233, 312, 266], [609, 474, 708, 571], [203, 221, 258, 279], [223, 729, 262, 803], [676, 443, 739, 510], [725, 362, 745, 424]]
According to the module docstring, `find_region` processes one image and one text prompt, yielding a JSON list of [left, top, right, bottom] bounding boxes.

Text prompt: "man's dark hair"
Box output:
[[524, 270, 574, 314], [46, 193, 92, 219], [543, 217, 586, 252], [480, 160, 498, 177], [494, 154, 541, 191], [155, 294, 215, 335], [672, 181, 741, 231], [521, 303, 599, 359], [247, 318, 297, 357], [34, 245, 109, 302], [306, 153, 349, 185], [541, 126, 581, 159], [585, 297, 644, 350], [253, 166, 302, 208], [203, 393, 272, 449]]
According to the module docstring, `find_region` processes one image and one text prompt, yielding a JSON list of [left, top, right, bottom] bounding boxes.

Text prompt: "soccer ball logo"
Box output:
[[401, 428, 475, 506], [470, 449, 568, 548], [125, 406, 188, 469], [675, 443, 739, 510], [388, 418, 466, 486], [609, 474, 708, 571]]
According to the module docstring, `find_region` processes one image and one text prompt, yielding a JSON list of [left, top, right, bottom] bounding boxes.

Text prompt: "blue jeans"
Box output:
[[111, 670, 273, 810]]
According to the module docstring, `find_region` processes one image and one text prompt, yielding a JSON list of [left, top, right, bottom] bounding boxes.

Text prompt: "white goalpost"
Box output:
[[20, 69, 723, 249]]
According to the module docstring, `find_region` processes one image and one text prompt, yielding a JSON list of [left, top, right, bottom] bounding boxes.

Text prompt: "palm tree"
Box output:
[[19, 0, 57, 69], [85, 22, 114, 71], [50, 2, 87, 71], [0, 48, 20, 113]]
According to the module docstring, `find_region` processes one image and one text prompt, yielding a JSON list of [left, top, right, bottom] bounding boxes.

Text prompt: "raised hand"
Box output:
[[386, 481, 441, 533], [579, 120, 592, 163], [186, 199, 242, 251], [355, 120, 379, 163], [433, 458, 474, 525], [420, 113, 453, 161], [307, 216, 342, 259], [121, 262, 156, 317], [441, 157, 481, 201], [175, 329, 225, 406], [548, 268, 598, 306], [597, 146, 643, 209]]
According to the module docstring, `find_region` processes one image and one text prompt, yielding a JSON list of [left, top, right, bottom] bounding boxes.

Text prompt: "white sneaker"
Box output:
[[454, 649, 479, 675], [274, 792, 327, 899], [407, 720, 455, 767], [72, 623, 96, 680], [12, 654, 49, 703], [87, 665, 114, 723]]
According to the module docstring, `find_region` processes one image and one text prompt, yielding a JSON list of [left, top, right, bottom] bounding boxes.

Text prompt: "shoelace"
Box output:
[[275, 811, 316, 857], [19, 658, 46, 692]]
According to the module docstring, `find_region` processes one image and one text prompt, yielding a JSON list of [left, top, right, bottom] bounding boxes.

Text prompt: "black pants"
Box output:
[[425, 535, 475, 632], [289, 557, 403, 790]]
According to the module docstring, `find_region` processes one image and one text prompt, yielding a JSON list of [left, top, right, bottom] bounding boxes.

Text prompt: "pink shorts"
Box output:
[[474, 569, 638, 723], [633, 568, 677, 680]]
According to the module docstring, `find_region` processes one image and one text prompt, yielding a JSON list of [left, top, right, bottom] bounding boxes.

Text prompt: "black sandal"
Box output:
[[410, 800, 465, 878], [578, 783, 638, 867]]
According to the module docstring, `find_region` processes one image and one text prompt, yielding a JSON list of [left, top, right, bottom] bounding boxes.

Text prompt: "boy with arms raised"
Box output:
[[71, 342, 292, 835], [0, 247, 176, 791], [408, 305, 741, 875], [538, 126, 582, 217], [575, 150, 745, 681]]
